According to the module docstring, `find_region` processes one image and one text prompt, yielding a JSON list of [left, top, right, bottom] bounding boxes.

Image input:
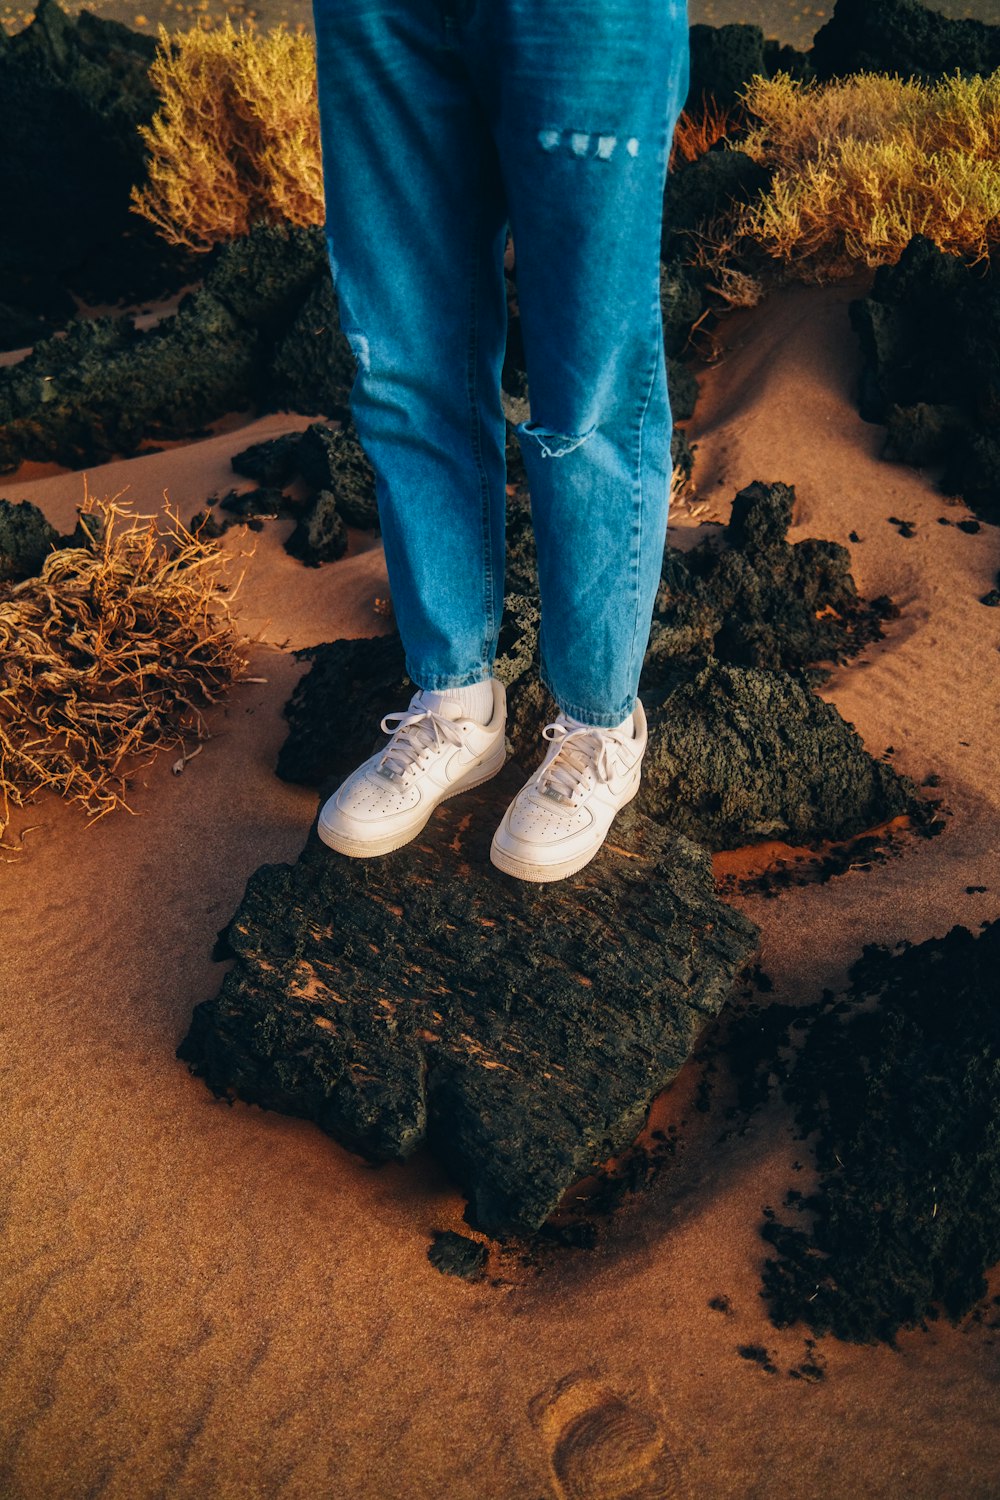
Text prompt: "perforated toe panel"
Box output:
[[336, 763, 421, 821], [506, 786, 593, 841]]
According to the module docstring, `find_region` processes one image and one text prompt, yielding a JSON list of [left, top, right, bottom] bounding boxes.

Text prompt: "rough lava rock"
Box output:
[[0, 0, 200, 330], [0, 223, 336, 474], [0, 498, 61, 582], [849, 235, 1000, 523], [284, 490, 348, 566], [685, 23, 812, 113], [637, 660, 913, 850], [293, 420, 379, 531], [809, 0, 1000, 83], [723, 919, 1000, 1343], [177, 772, 759, 1239], [648, 479, 898, 675]]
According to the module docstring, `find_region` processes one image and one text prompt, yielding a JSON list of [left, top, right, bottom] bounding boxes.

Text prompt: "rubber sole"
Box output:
[[489, 771, 641, 883], [317, 746, 507, 858]]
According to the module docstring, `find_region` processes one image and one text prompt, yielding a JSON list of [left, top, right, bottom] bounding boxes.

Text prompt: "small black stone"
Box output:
[[0, 497, 61, 582], [428, 1230, 488, 1280], [284, 490, 348, 566]]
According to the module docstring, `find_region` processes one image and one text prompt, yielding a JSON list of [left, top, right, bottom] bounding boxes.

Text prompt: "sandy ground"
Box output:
[[1, 275, 998, 1498]]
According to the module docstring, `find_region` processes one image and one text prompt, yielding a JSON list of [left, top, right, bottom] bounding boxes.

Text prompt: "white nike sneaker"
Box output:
[[317, 680, 507, 857], [490, 698, 647, 882]]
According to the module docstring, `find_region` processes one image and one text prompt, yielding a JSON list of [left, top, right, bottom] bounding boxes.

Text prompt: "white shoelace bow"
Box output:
[[376, 706, 475, 779], [537, 720, 634, 803]]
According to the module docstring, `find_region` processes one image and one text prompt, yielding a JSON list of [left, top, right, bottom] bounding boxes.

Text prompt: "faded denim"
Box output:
[[311, 0, 690, 726]]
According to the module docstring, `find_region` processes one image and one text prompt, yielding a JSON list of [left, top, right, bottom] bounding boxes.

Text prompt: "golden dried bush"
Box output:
[[130, 16, 324, 252], [0, 491, 250, 844], [715, 68, 1000, 282]]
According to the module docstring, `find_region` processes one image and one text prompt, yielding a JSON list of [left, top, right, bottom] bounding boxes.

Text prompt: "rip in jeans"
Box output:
[[516, 419, 597, 459]]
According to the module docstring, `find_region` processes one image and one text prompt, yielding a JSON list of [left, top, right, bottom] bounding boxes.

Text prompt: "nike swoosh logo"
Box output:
[[605, 760, 640, 796]]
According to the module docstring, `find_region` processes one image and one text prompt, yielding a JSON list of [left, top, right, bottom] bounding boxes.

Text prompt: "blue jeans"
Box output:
[[311, 0, 690, 726]]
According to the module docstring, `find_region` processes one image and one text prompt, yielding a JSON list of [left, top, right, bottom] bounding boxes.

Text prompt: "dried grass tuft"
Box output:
[[713, 67, 1000, 282], [0, 487, 251, 847], [670, 91, 742, 170]]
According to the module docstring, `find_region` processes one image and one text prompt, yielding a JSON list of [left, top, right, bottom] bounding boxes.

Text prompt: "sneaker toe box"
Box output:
[[498, 786, 594, 852], [320, 765, 420, 835]]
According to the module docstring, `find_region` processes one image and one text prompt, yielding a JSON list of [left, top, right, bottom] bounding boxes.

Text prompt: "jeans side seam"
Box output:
[[623, 109, 675, 703], [466, 182, 496, 674], [622, 301, 664, 703]]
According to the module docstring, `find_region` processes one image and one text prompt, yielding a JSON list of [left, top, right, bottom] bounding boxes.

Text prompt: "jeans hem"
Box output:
[[539, 662, 636, 728], [406, 661, 495, 691]]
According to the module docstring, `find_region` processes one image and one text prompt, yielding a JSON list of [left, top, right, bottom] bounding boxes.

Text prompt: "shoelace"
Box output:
[[537, 719, 634, 803], [375, 706, 476, 779]]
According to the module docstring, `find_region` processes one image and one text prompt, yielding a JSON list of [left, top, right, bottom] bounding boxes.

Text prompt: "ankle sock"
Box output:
[[418, 677, 495, 724]]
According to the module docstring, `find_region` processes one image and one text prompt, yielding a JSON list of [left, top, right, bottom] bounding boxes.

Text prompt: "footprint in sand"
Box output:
[[530, 1375, 686, 1500]]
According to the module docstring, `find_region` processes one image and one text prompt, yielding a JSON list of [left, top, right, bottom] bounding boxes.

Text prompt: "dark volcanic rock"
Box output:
[[0, 498, 61, 582], [267, 272, 361, 418], [638, 660, 913, 851], [667, 358, 699, 422], [660, 256, 705, 358], [648, 480, 897, 676], [684, 23, 812, 115], [810, 0, 1000, 83], [428, 1230, 488, 1280], [662, 150, 773, 264], [177, 771, 759, 1238], [220, 486, 285, 521], [294, 421, 379, 530], [0, 223, 332, 474], [850, 235, 1000, 523], [230, 431, 302, 488], [0, 0, 200, 321], [687, 22, 807, 113], [725, 920, 1000, 1343], [276, 634, 412, 787], [686, 23, 768, 110], [284, 490, 348, 565]]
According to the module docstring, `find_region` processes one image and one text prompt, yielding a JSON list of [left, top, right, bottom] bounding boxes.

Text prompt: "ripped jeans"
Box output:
[[311, 0, 690, 726]]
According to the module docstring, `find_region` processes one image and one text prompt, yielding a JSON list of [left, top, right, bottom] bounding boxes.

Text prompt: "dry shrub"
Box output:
[[130, 16, 324, 252], [725, 68, 1000, 280], [670, 90, 741, 170], [0, 491, 251, 845]]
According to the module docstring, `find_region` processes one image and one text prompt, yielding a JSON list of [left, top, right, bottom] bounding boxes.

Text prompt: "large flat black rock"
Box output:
[[178, 764, 759, 1238]]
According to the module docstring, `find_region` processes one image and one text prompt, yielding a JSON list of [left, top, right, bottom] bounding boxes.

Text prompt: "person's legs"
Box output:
[[464, 0, 691, 727], [310, 0, 510, 692], [312, 0, 514, 859]]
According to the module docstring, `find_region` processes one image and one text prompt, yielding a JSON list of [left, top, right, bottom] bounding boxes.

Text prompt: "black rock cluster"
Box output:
[[0, 0, 200, 344], [718, 919, 1000, 1344], [850, 235, 1000, 525], [190, 417, 379, 566]]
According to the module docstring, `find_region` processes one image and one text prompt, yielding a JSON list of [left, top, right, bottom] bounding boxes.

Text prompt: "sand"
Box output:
[[1, 273, 998, 1499]]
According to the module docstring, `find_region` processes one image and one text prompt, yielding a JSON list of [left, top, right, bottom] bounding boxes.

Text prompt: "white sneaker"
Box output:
[[490, 698, 647, 882], [317, 680, 507, 857]]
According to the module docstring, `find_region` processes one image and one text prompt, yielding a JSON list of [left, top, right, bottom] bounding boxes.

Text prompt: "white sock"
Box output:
[[417, 677, 495, 724]]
